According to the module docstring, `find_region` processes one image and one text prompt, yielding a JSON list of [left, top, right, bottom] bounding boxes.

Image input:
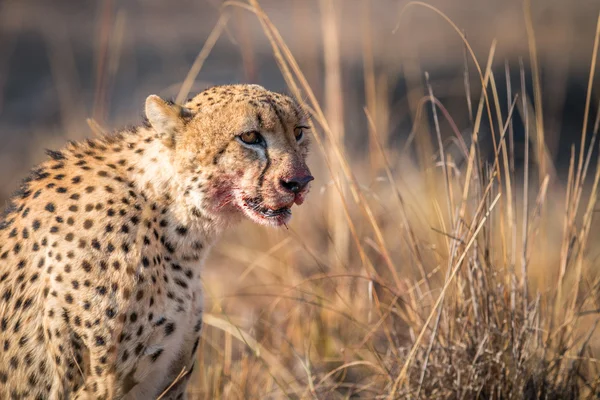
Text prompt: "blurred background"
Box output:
[[1, 0, 598, 195], [1, 0, 600, 398]]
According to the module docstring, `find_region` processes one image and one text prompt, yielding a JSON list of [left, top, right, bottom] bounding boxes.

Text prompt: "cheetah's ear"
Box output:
[[145, 95, 194, 148]]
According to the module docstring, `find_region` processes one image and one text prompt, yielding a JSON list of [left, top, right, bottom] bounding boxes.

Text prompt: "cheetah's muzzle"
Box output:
[[243, 197, 292, 218]]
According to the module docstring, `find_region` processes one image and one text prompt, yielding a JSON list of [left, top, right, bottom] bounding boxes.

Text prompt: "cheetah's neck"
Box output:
[[72, 126, 231, 257]]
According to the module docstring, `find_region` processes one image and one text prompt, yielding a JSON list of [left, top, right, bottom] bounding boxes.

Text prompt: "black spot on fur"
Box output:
[[164, 323, 175, 336], [150, 348, 164, 362], [46, 149, 66, 160], [179, 107, 194, 121], [212, 144, 229, 165]]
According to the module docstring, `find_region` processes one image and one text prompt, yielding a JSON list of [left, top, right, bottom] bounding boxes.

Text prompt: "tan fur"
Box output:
[[0, 84, 312, 399]]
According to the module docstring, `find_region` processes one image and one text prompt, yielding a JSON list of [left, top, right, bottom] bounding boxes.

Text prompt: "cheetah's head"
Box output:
[[145, 84, 313, 227]]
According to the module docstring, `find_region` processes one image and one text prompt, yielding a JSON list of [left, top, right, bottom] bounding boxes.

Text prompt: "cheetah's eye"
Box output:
[[238, 131, 263, 145], [294, 126, 308, 141]]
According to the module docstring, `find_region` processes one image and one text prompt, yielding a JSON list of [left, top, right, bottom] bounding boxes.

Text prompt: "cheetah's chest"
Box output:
[[119, 257, 204, 399]]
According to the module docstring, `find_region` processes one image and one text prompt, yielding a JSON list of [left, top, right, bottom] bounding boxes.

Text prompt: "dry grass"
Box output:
[[185, 2, 600, 399], [3, 0, 600, 399]]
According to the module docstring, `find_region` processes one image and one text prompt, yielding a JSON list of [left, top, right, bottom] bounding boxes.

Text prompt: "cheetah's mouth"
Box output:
[[243, 198, 292, 217], [241, 197, 292, 225]]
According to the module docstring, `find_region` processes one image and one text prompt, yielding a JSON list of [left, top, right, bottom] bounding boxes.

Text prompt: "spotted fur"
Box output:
[[0, 84, 312, 399]]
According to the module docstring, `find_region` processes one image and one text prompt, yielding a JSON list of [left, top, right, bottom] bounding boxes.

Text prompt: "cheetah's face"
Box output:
[[145, 85, 313, 227], [223, 115, 312, 227]]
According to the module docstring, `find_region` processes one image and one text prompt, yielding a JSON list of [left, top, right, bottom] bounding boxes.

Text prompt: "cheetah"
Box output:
[[0, 84, 313, 399]]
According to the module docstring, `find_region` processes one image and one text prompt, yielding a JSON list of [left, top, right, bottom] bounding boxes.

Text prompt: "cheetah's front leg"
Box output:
[[69, 328, 121, 400], [67, 289, 130, 400], [72, 372, 117, 400]]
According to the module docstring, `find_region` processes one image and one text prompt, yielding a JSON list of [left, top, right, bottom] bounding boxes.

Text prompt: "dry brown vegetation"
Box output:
[[184, 2, 600, 399], [2, 0, 600, 399]]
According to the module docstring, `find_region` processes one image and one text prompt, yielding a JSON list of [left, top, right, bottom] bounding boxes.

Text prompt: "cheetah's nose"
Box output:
[[280, 175, 314, 194]]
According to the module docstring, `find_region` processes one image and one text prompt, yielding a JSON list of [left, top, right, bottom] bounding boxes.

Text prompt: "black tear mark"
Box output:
[[254, 96, 283, 195], [257, 147, 271, 191]]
